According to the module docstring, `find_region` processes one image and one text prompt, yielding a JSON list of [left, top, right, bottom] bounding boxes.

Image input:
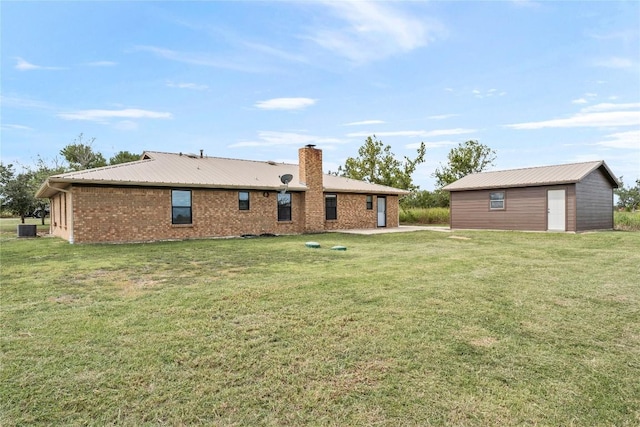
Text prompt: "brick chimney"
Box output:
[[299, 144, 324, 232]]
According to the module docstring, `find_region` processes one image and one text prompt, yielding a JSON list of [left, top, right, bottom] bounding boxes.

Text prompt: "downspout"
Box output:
[[46, 182, 74, 244]]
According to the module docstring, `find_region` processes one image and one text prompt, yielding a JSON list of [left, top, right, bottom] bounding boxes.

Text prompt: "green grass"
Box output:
[[1, 229, 639, 426]]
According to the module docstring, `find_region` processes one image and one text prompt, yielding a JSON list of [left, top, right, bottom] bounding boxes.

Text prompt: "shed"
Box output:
[[442, 161, 619, 232]]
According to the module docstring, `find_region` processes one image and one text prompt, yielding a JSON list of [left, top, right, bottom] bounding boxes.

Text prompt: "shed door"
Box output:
[[377, 196, 386, 227], [547, 189, 566, 231]]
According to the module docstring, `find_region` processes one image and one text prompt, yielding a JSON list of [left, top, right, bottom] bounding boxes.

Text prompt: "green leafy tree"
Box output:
[[615, 178, 640, 211], [0, 163, 15, 202], [109, 151, 140, 165], [28, 156, 67, 224], [2, 171, 36, 223], [338, 136, 426, 192], [1, 163, 17, 214], [60, 133, 107, 170], [402, 189, 450, 208], [434, 140, 496, 188]]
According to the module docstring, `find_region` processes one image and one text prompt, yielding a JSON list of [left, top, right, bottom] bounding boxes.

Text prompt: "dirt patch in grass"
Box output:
[[449, 235, 471, 240]]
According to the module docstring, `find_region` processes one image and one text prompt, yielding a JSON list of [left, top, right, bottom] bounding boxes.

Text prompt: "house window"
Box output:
[[325, 194, 337, 220], [490, 191, 505, 210], [239, 191, 250, 210], [172, 189, 192, 224], [366, 195, 373, 210], [277, 193, 291, 221]]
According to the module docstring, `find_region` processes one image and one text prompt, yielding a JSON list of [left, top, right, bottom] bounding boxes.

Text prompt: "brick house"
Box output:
[[443, 160, 619, 232], [36, 145, 408, 243]]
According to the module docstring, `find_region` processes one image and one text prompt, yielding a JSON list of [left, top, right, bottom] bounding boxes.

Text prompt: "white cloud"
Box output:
[[230, 131, 344, 148], [242, 41, 308, 64], [0, 96, 54, 110], [406, 140, 457, 149], [254, 98, 316, 111], [595, 130, 640, 149], [506, 103, 640, 129], [593, 57, 635, 69], [166, 81, 209, 91], [580, 102, 640, 113], [344, 120, 385, 126], [572, 98, 588, 105], [346, 128, 477, 138], [473, 88, 507, 98], [15, 57, 63, 71], [510, 0, 541, 8], [1, 124, 34, 131], [309, 1, 445, 63], [135, 45, 270, 73], [589, 29, 639, 42], [58, 108, 173, 122], [84, 61, 117, 67], [428, 114, 459, 120]]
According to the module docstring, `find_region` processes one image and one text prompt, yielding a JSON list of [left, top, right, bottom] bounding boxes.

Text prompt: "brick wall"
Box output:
[[65, 185, 400, 243], [323, 194, 399, 229], [69, 186, 307, 243]]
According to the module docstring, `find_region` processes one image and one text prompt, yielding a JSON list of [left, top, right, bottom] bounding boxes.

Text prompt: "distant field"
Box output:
[[1, 227, 639, 425]]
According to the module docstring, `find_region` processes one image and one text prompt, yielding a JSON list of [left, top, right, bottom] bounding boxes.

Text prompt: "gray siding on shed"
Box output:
[[575, 168, 614, 231]]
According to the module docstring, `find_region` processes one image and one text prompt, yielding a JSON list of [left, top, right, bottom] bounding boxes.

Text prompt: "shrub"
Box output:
[[615, 211, 640, 231], [400, 208, 450, 225]]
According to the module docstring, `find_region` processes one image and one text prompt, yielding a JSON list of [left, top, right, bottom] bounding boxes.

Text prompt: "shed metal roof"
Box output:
[[37, 151, 409, 198], [442, 160, 619, 192]]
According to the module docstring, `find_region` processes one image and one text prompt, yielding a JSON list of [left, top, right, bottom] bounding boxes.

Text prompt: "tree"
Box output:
[[338, 136, 426, 192], [0, 163, 15, 202], [60, 133, 107, 170], [28, 156, 67, 224], [615, 178, 640, 211], [434, 140, 496, 188], [402, 189, 450, 208], [2, 170, 37, 223], [109, 151, 140, 165], [0, 163, 16, 213]]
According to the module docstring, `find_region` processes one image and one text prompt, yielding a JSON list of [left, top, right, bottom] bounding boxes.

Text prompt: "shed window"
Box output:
[[325, 194, 337, 220], [239, 191, 250, 210], [490, 192, 505, 210], [366, 195, 373, 210], [172, 189, 192, 224], [277, 193, 291, 221]]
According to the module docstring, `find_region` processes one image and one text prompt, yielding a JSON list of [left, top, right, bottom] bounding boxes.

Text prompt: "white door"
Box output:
[[547, 189, 566, 231], [377, 197, 386, 227]]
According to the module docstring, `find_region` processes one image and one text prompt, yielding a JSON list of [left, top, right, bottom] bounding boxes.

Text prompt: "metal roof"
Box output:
[[442, 160, 619, 192], [37, 151, 409, 198]]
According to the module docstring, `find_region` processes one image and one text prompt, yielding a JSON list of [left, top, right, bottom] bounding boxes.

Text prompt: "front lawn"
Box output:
[[1, 230, 639, 425]]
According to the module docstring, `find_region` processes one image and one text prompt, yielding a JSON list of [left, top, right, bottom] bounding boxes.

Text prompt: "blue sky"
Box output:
[[2, 0, 639, 190]]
